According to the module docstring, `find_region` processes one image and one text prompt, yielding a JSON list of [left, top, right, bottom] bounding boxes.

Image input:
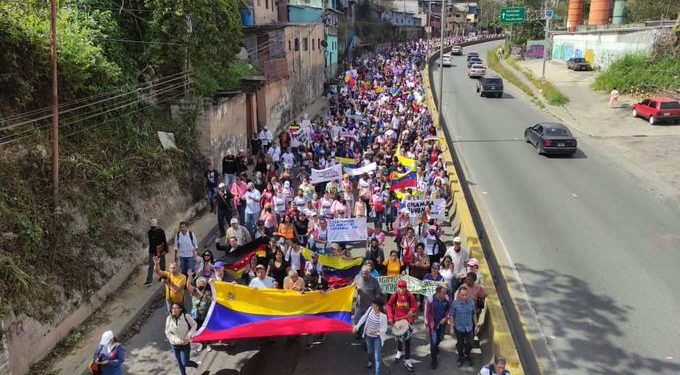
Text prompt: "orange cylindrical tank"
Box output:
[[588, 0, 612, 25], [567, 0, 584, 33]]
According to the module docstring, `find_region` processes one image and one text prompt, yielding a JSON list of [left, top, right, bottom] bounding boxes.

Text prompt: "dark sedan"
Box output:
[[524, 122, 577, 156], [467, 57, 483, 68], [566, 57, 592, 71]]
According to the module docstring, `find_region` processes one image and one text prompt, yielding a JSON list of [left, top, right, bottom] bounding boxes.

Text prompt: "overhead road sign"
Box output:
[[500, 7, 526, 24]]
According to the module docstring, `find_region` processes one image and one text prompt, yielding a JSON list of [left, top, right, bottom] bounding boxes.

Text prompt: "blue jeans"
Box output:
[[429, 323, 448, 361], [179, 256, 195, 276], [223, 173, 235, 188], [365, 335, 382, 375], [171, 344, 198, 375], [244, 212, 259, 236], [146, 254, 165, 283], [207, 187, 217, 210]]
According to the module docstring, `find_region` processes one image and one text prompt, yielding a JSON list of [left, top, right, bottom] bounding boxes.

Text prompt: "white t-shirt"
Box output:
[[282, 152, 295, 167], [249, 276, 275, 289]]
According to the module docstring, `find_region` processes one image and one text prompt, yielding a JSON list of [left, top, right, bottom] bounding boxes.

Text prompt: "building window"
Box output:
[[303, 37, 308, 51], [289, 40, 291, 50], [272, 0, 275, 10], [294, 38, 299, 51], [265, 0, 268, 9], [257, 0, 261, 6], [318, 38, 322, 49]]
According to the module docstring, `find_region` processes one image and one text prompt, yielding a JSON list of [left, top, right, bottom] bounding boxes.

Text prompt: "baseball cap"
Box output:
[[255, 264, 266, 270], [230, 218, 239, 224], [467, 258, 480, 267], [214, 261, 225, 269], [397, 280, 407, 288], [311, 252, 319, 258], [218, 183, 225, 188], [431, 262, 441, 270], [453, 236, 461, 243]]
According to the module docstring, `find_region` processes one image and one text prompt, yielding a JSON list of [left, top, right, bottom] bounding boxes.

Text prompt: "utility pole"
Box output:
[[541, 2, 550, 80], [438, 0, 446, 114], [49, 0, 61, 214]]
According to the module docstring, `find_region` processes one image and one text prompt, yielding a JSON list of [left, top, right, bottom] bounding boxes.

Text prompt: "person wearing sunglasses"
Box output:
[[194, 249, 215, 279]]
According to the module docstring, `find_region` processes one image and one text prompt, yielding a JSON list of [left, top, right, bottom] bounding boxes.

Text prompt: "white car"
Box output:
[[441, 54, 452, 67], [468, 64, 486, 78], [452, 45, 463, 55]]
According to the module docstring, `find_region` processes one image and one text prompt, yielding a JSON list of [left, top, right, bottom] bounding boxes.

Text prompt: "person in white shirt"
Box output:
[[259, 126, 273, 152], [444, 236, 469, 291], [226, 218, 251, 246], [249, 264, 276, 289], [174, 222, 198, 276], [268, 142, 281, 170], [281, 147, 296, 169], [243, 182, 261, 235]]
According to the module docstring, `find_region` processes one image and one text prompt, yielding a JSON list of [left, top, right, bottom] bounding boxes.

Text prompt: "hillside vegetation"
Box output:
[[594, 26, 680, 97], [0, 0, 245, 323]]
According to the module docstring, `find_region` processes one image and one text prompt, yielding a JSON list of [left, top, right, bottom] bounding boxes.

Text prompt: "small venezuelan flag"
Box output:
[[390, 170, 417, 191]]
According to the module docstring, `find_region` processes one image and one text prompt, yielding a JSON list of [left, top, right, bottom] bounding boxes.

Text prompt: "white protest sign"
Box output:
[[345, 162, 377, 177], [404, 199, 446, 223], [310, 164, 343, 184], [328, 218, 368, 242]]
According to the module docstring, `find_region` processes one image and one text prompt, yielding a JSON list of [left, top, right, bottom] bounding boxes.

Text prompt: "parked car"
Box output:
[[467, 57, 483, 68], [441, 54, 452, 67], [452, 45, 463, 55], [632, 97, 680, 125], [566, 57, 592, 71], [524, 122, 577, 156], [468, 64, 486, 78], [476, 75, 504, 98]]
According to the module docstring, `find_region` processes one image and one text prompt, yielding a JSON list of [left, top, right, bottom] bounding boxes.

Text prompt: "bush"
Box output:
[[593, 52, 680, 96], [505, 57, 570, 106]]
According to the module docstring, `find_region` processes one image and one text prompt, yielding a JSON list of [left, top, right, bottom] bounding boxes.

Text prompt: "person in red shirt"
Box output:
[[387, 280, 418, 372]]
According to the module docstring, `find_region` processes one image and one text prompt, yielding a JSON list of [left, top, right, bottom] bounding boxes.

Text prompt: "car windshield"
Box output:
[[659, 101, 680, 110], [472, 65, 485, 69], [486, 79, 502, 85], [572, 58, 586, 63], [545, 127, 570, 136]]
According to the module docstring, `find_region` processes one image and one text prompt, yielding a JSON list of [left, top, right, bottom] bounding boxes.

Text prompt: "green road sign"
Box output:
[[500, 7, 526, 24]]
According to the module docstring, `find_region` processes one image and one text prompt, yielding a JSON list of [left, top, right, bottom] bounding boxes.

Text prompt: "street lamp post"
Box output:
[[438, 0, 447, 112]]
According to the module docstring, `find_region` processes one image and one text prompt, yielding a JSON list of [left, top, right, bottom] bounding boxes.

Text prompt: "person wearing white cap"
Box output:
[[91, 330, 125, 375], [226, 217, 251, 246], [444, 236, 469, 291]]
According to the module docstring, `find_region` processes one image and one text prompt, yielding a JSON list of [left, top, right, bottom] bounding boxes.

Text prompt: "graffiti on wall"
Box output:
[[585, 49, 595, 65], [596, 50, 616, 69], [526, 40, 545, 59], [510, 45, 523, 60]]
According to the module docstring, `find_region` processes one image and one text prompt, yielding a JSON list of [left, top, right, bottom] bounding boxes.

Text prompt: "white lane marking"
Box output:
[[572, 193, 578, 198], [482, 191, 489, 195], [479, 195, 563, 374]]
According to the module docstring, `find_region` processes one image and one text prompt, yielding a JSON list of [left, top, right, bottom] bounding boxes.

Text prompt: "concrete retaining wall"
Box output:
[[552, 28, 670, 68]]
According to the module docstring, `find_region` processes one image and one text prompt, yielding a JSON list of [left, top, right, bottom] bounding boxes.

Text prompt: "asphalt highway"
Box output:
[[432, 40, 680, 375]]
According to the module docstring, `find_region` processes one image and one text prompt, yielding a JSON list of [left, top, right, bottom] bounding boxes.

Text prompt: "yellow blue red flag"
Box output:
[[193, 282, 355, 341]]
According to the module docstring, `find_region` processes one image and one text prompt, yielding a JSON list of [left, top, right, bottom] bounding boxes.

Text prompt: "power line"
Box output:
[[0, 73, 191, 131], [0, 80, 189, 145], [1, 71, 188, 124]]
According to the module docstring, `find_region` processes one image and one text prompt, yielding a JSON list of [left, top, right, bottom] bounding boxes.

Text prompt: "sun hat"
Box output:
[[453, 236, 461, 243]]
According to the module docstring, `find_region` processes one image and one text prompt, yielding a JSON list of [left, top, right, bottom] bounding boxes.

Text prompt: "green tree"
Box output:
[[626, 0, 680, 23]]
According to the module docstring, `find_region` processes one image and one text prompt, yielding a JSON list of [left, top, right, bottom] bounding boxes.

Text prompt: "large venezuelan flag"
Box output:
[[193, 282, 355, 342], [390, 170, 417, 191]]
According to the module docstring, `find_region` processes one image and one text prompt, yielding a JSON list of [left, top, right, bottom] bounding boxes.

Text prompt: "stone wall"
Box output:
[[1, 176, 204, 375]]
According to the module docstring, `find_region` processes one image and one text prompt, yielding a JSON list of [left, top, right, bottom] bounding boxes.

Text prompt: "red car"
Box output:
[[632, 97, 680, 125]]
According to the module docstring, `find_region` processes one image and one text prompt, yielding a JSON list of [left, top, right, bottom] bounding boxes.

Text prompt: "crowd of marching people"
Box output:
[[87, 36, 510, 375]]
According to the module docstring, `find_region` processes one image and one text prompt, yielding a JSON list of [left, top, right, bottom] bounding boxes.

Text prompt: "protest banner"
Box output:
[[377, 275, 441, 296], [405, 199, 446, 223], [328, 218, 367, 242], [344, 162, 377, 177], [310, 164, 343, 184]]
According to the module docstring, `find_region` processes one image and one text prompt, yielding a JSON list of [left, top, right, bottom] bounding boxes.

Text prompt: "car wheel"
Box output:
[[537, 144, 543, 155], [632, 109, 637, 117], [497, 93, 502, 98], [476, 86, 480, 92], [649, 116, 656, 125], [480, 91, 484, 97], [523, 133, 530, 143]]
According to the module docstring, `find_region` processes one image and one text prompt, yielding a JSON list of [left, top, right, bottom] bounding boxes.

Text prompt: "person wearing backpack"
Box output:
[[174, 222, 198, 276], [90, 330, 125, 375], [165, 303, 199, 375], [387, 280, 418, 372]]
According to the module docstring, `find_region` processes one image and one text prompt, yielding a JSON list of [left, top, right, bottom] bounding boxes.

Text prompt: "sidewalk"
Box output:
[[48, 97, 330, 375], [499, 58, 680, 199]]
